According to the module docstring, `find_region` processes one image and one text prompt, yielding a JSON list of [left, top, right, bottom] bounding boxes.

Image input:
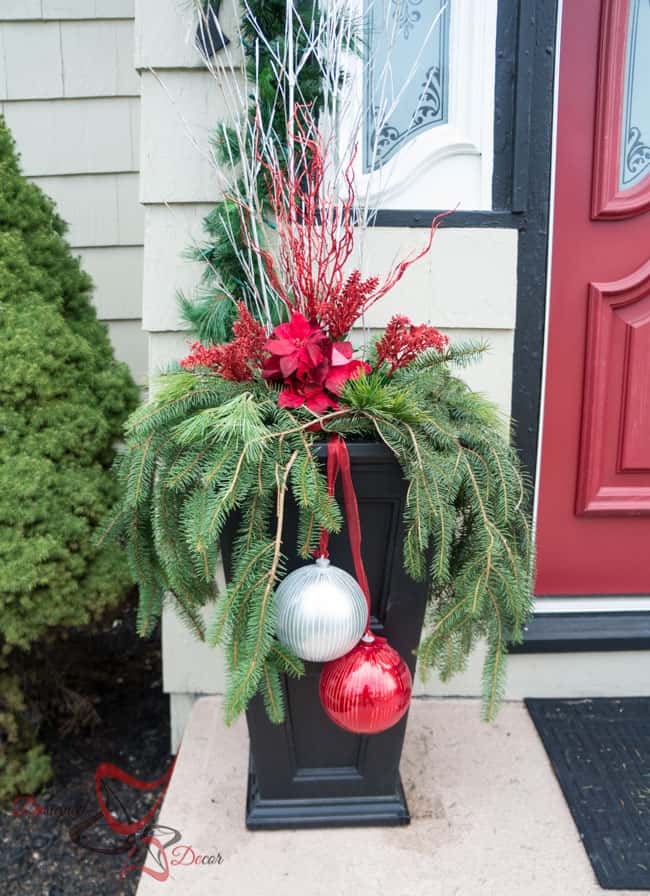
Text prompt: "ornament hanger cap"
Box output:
[[315, 556, 330, 568]]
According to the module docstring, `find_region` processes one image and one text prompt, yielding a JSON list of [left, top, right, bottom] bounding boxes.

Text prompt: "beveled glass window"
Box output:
[[340, 0, 496, 210], [363, 0, 450, 173], [620, 0, 650, 189]]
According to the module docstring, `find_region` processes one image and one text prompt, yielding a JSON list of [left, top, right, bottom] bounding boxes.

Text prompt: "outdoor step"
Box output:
[[136, 696, 620, 896]]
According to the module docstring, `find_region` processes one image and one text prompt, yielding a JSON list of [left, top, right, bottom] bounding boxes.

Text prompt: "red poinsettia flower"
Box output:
[[278, 382, 333, 414], [263, 312, 370, 413], [262, 312, 329, 380], [324, 340, 370, 395]]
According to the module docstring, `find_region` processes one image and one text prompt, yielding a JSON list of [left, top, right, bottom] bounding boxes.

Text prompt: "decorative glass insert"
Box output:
[[620, 0, 650, 189], [363, 0, 450, 174]]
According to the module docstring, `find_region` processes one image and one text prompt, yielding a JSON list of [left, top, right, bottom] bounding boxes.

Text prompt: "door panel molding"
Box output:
[[577, 260, 650, 515]]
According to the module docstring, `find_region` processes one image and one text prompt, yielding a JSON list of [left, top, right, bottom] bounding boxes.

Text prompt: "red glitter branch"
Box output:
[[375, 315, 449, 374], [180, 303, 267, 381], [238, 106, 451, 341], [255, 106, 357, 321]]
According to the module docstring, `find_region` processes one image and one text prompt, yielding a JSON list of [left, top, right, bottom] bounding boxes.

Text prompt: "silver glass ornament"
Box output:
[[274, 557, 367, 662]]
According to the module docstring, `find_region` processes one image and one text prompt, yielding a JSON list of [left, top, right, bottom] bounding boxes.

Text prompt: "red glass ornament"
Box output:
[[319, 635, 412, 735]]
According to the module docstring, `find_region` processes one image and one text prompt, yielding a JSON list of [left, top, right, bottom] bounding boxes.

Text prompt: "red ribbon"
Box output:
[[94, 760, 176, 837], [318, 434, 372, 635]]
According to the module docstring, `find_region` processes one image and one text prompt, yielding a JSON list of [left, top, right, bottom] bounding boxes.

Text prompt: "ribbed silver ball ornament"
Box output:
[[274, 557, 367, 662]]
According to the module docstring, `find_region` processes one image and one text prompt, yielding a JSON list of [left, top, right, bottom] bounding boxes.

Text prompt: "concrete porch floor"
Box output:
[[136, 697, 637, 896]]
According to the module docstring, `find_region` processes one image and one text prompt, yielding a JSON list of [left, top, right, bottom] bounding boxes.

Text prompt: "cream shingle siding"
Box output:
[[135, 0, 242, 70], [30, 172, 143, 246], [142, 202, 212, 333], [0, 1, 135, 20], [0, 6, 145, 383]]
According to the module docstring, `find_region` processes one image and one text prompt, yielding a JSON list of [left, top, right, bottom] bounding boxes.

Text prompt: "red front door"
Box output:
[[535, 0, 650, 595]]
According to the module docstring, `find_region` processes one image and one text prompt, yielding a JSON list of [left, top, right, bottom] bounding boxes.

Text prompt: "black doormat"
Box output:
[[526, 698, 650, 890]]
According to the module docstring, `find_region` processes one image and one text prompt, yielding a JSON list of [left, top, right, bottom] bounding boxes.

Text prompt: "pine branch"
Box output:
[[224, 451, 297, 723], [483, 588, 505, 722], [93, 503, 128, 548], [406, 339, 489, 371], [270, 642, 305, 678], [261, 659, 285, 724]]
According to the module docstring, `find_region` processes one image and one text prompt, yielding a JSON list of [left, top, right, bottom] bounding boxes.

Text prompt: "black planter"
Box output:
[[222, 441, 429, 830]]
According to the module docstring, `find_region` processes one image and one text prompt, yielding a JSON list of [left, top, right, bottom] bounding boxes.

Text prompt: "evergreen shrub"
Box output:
[[0, 118, 139, 799]]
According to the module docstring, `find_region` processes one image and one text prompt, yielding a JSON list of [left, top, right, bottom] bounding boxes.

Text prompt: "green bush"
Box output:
[[0, 665, 52, 802], [0, 116, 139, 799]]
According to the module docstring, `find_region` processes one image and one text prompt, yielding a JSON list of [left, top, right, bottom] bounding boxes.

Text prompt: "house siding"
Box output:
[[0, 1, 135, 20], [0, 6, 146, 384]]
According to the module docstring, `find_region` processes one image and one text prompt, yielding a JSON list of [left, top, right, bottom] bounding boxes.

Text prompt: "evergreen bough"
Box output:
[[0, 117, 139, 799], [106, 342, 533, 724]]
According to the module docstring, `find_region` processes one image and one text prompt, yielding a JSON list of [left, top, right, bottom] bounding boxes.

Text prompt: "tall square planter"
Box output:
[[222, 441, 429, 830]]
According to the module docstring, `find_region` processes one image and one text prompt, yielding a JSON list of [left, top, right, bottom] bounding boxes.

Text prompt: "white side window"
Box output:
[[340, 0, 498, 210]]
